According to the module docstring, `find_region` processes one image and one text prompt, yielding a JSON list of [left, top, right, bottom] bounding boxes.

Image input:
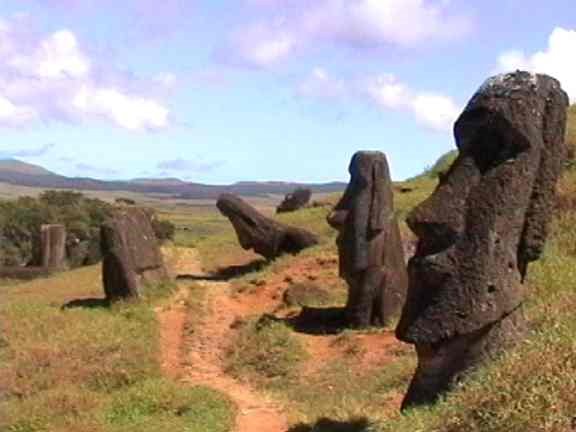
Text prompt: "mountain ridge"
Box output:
[[0, 159, 346, 199]]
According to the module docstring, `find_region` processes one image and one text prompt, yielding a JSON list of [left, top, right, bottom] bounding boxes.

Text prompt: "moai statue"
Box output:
[[217, 194, 318, 260], [101, 207, 170, 302], [276, 188, 312, 213], [396, 71, 569, 409], [40, 224, 67, 270], [327, 151, 408, 328]]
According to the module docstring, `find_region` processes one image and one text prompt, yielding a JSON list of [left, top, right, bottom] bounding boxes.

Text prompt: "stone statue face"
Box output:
[[216, 194, 258, 249], [397, 72, 568, 344]]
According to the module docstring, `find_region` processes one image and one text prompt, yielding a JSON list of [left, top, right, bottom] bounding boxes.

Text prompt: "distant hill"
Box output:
[[0, 159, 346, 199], [0, 159, 57, 176]]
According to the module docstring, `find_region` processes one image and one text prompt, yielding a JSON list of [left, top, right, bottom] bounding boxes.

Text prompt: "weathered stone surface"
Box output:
[[217, 194, 318, 260], [276, 188, 312, 213], [327, 151, 408, 328], [396, 71, 569, 409], [40, 224, 67, 270], [101, 207, 170, 301]]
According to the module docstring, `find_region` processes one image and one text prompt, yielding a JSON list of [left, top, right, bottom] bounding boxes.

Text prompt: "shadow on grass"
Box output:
[[176, 259, 270, 282], [261, 306, 347, 335], [288, 417, 371, 432], [62, 298, 110, 309]]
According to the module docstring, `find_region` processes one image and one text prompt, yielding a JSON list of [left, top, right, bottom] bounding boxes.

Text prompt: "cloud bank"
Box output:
[[223, 0, 472, 67], [496, 27, 576, 101], [0, 16, 171, 131], [157, 158, 224, 174], [297, 68, 461, 132]]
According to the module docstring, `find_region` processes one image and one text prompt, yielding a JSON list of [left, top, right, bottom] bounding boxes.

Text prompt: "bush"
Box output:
[[0, 190, 112, 267], [151, 218, 176, 243]]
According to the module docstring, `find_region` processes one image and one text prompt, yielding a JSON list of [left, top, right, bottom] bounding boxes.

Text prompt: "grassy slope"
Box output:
[[190, 107, 576, 431], [2, 107, 576, 431], [0, 267, 234, 432], [375, 107, 576, 432]]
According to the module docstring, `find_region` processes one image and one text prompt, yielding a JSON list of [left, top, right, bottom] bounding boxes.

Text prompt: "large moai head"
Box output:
[[101, 207, 170, 302], [217, 193, 318, 260], [396, 71, 569, 408]]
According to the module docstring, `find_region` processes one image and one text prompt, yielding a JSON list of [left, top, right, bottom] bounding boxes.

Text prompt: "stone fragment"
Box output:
[[276, 188, 312, 213], [40, 224, 67, 270], [101, 207, 170, 301]]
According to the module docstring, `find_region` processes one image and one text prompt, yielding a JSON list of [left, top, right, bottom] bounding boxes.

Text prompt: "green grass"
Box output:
[[226, 318, 308, 388], [220, 111, 576, 431], [0, 267, 235, 432]]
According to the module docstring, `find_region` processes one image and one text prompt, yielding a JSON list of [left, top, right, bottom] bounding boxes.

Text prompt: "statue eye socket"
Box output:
[[456, 109, 529, 174]]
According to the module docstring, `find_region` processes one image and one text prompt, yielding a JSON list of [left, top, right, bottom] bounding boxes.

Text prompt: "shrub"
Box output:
[[0, 190, 112, 267]]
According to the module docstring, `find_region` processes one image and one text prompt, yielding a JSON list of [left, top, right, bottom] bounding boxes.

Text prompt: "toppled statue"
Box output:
[[217, 194, 318, 260], [396, 71, 569, 409], [327, 151, 408, 328], [276, 188, 312, 213], [101, 207, 170, 302]]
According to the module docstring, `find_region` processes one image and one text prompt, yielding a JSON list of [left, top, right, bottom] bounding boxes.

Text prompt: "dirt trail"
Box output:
[[157, 247, 288, 432], [181, 280, 288, 432]]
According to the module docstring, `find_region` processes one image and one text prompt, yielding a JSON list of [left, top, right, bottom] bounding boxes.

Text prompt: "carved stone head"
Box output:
[[396, 72, 569, 344]]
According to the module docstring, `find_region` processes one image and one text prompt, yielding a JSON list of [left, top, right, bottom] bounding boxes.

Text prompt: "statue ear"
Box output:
[[369, 160, 386, 231]]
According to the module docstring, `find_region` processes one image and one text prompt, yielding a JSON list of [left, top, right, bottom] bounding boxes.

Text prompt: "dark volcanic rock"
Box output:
[[327, 151, 408, 329], [40, 224, 67, 270], [276, 188, 312, 213], [100, 207, 170, 301], [396, 71, 569, 409], [216, 194, 318, 260]]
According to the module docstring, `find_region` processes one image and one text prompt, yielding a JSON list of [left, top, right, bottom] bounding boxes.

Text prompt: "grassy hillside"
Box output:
[[2, 107, 575, 432], [185, 107, 576, 431], [0, 268, 235, 432]]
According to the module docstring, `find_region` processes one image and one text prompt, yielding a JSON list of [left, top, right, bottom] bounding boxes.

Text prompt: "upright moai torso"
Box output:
[[328, 151, 408, 328], [100, 207, 170, 301], [40, 224, 67, 270], [396, 71, 569, 409]]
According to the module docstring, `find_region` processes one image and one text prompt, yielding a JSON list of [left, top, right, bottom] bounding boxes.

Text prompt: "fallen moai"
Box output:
[[396, 71, 569, 409], [217, 193, 318, 260], [101, 207, 170, 301], [276, 188, 312, 213], [328, 151, 408, 328]]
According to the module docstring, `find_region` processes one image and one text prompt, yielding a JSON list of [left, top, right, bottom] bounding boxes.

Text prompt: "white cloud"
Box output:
[[226, 0, 471, 67], [9, 30, 91, 79], [0, 18, 171, 131], [411, 93, 460, 131], [364, 74, 459, 131], [0, 96, 36, 126], [364, 74, 412, 109], [72, 86, 169, 131], [296, 68, 460, 132], [496, 27, 576, 101], [296, 67, 347, 99], [228, 22, 298, 67]]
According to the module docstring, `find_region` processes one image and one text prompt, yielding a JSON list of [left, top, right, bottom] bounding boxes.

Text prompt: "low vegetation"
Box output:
[[3, 108, 576, 432], [0, 267, 234, 432], [0, 190, 112, 267]]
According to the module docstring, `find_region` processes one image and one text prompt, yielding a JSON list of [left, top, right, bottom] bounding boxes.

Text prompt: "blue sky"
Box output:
[[0, 0, 574, 184]]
